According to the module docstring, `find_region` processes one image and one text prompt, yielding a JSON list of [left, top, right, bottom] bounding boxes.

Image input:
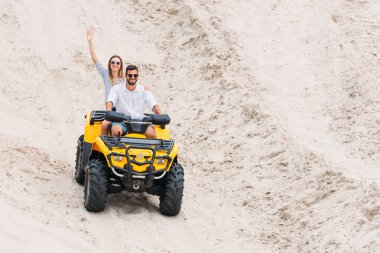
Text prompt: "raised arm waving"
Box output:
[[87, 27, 98, 64]]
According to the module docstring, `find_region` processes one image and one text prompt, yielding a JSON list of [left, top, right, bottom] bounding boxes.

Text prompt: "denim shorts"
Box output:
[[112, 122, 127, 136]]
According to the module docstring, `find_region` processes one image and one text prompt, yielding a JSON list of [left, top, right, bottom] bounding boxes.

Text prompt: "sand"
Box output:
[[0, 0, 379, 252]]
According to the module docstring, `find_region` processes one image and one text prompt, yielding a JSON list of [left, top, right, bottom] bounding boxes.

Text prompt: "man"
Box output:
[[101, 64, 161, 138]]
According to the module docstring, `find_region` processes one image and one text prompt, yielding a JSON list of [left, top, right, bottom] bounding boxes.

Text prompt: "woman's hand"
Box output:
[[87, 27, 97, 63]]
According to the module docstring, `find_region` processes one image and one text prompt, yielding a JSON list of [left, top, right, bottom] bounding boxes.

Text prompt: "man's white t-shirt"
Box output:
[[106, 83, 157, 119]]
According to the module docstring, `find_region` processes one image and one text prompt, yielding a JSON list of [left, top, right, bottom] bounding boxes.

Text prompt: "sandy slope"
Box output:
[[0, 0, 379, 252]]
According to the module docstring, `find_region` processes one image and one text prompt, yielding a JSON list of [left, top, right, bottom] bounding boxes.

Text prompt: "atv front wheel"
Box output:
[[159, 163, 184, 216], [84, 159, 108, 212], [74, 135, 85, 185]]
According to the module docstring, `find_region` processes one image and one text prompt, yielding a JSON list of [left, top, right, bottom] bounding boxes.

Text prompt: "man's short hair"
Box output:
[[126, 65, 138, 73]]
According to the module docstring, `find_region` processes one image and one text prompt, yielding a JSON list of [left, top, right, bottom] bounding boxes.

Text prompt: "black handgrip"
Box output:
[[105, 111, 131, 122], [150, 114, 170, 125]]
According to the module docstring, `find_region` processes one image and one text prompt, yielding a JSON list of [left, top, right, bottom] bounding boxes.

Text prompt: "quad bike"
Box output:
[[74, 110, 184, 216]]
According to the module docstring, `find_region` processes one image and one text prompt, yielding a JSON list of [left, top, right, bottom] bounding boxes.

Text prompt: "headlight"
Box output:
[[114, 155, 123, 161], [156, 158, 165, 164]]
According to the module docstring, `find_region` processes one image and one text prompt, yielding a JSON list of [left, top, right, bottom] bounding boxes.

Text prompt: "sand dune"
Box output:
[[0, 0, 379, 252]]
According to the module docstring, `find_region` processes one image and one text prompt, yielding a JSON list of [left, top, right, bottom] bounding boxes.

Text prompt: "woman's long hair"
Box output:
[[107, 55, 124, 82]]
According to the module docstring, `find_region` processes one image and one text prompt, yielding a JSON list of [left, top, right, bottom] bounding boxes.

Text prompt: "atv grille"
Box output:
[[90, 110, 107, 125]]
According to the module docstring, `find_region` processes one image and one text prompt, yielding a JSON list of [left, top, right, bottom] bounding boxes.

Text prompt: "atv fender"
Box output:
[[91, 137, 112, 167], [167, 143, 179, 170]]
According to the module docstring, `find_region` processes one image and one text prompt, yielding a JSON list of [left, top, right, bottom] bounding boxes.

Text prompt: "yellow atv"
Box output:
[[74, 110, 184, 216]]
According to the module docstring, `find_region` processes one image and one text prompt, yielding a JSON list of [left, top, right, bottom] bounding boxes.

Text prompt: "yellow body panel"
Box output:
[[154, 125, 171, 140], [83, 112, 103, 144]]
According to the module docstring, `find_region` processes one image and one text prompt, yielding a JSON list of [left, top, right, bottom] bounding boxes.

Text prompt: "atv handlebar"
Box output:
[[104, 111, 171, 126], [104, 111, 131, 123]]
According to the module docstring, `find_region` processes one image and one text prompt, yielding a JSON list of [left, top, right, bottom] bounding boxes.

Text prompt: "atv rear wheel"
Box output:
[[84, 159, 108, 212], [159, 163, 184, 216], [74, 135, 85, 185]]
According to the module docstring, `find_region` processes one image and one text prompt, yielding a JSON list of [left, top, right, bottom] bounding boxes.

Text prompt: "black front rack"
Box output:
[[100, 136, 174, 153], [100, 136, 125, 149], [120, 137, 174, 152]]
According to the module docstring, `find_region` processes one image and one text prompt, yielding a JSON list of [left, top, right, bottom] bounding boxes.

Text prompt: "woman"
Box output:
[[87, 28, 124, 134], [87, 28, 124, 103]]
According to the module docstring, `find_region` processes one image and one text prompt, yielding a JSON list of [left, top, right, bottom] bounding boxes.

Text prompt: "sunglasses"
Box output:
[[111, 61, 121, 65], [127, 74, 138, 78]]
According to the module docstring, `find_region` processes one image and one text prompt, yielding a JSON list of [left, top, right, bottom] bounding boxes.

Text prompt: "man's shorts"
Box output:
[[112, 122, 127, 136]]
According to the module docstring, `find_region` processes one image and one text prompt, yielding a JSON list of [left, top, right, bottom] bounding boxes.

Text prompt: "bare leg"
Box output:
[[145, 125, 157, 139], [101, 120, 112, 135], [111, 125, 124, 137]]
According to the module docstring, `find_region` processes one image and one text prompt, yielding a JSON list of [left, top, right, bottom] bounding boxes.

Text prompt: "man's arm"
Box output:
[[145, 89, 160, 114], [106, 101, 113, 111], [106, 86, 118, 110], [152, 105, 161, 114]]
